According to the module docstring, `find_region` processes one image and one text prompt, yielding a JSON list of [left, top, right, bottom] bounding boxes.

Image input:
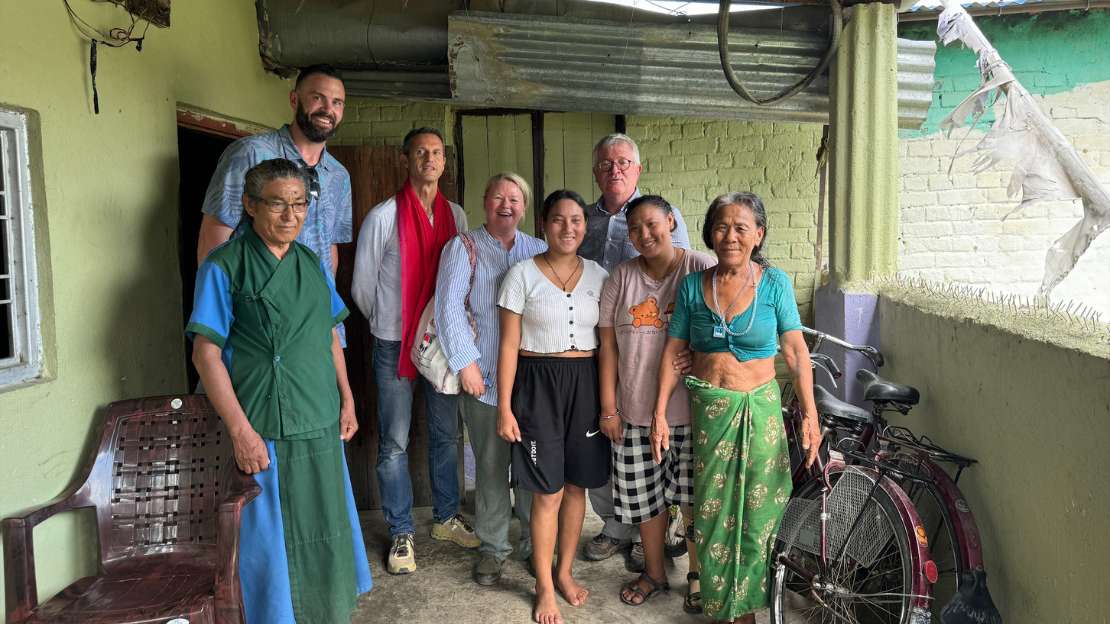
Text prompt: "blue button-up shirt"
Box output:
[[202, 124, 353, 343], [578, 188, 692, 272], [434, 226, 547, 406]]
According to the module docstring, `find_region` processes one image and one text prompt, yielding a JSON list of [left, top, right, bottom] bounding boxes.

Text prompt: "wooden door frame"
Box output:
[[176, 103, 272, 140]]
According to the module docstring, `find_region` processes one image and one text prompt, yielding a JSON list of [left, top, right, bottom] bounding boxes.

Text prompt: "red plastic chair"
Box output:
[[3, 395, 259, 624]]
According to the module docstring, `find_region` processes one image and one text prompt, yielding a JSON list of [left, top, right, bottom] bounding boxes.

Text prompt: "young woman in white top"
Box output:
[[497, 189, 609, 624]]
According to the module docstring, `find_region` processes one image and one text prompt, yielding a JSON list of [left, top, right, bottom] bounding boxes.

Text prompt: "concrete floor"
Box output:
[[349, 503, 777, 624]]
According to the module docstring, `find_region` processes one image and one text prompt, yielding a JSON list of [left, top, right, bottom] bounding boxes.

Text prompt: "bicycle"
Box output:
[[771, 327, 999, 624]]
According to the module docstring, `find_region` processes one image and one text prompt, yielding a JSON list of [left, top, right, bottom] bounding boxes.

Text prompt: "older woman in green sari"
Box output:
[[652, 192, 820, 624]]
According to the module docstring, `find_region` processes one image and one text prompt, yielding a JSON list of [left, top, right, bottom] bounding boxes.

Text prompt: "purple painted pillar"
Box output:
[[814, 283, 880, 404]]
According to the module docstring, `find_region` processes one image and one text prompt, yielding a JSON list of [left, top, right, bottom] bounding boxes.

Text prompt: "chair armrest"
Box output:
[[3, 492, 89, 622], [212, 471, 260, 624]]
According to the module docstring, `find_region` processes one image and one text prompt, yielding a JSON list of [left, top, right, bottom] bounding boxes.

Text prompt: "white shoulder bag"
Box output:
[[411, 233, 478, 394]]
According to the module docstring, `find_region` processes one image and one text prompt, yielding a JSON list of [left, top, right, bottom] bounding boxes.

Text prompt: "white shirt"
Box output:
[[351, 194, 467, 341], [497, 257, 608, 353]]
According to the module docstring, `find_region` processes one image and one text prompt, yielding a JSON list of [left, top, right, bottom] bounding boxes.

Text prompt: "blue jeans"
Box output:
[[372, 337, 461, 536]]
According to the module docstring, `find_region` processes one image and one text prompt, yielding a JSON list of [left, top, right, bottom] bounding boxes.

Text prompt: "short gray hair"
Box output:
[[592, 133, 641, 167], [483, 171, 532, 209], [244, 158, 309, 201]]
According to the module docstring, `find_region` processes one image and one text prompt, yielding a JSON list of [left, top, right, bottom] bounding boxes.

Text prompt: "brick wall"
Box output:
[[899, 80, 1110, 319], [629, 117, 823, 320], [331, 99, 453, 146]]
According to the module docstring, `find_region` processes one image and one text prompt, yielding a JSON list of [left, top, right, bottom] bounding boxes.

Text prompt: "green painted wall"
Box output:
[[900, 9, 1110, 136], [461, 113, 536, 233], [0, 0, 291, 613], [878, 292, 1110, 623]]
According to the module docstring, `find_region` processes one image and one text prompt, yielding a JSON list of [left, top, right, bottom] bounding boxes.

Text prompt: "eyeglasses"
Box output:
[[255, 197, 309, 214], [595, 158, 636, 173]]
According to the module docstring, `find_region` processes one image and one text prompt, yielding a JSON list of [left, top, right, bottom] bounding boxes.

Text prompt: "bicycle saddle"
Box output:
[[855, 369, 920, 405], [813, 385, 872, 424]]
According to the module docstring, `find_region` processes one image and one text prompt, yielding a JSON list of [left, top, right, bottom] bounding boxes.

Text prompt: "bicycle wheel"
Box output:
[[890, 455, 972, 620], [769, 467, 928, 624]]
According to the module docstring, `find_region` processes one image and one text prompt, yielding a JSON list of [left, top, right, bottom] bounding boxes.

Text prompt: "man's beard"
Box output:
[[295, 102, 338, 143]]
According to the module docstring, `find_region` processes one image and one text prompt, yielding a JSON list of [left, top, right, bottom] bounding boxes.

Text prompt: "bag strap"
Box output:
[[460, 233, 479, 337]]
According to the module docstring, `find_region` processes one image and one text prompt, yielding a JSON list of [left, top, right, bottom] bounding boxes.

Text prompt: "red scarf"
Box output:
[[396, 179, 456, 379]]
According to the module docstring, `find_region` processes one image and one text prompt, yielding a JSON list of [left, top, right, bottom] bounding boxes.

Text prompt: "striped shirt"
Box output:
[[435, 226, 547, 406]]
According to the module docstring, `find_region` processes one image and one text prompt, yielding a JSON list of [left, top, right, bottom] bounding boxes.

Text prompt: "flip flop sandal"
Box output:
[[684, 571, 703, 614], [620, 572, 670, 606]]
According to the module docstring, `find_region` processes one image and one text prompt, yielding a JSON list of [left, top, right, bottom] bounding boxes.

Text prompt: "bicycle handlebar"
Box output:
[[800, 326, 886, 368]]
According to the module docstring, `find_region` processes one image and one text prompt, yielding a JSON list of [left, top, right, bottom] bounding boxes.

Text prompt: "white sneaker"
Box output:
[[387, 533, 417, 574]]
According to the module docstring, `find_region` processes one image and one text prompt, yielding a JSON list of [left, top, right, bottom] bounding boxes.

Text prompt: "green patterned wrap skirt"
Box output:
[[685, 376, 792, 620]]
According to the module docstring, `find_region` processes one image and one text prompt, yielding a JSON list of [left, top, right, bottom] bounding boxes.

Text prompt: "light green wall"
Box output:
[[461, 113, 535, 233], [0, 0, 291, 612], [878, 292, 1110, 623]]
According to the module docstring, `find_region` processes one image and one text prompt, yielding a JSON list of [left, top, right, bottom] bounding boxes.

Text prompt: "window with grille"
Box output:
[[0, 108, 43, 390]]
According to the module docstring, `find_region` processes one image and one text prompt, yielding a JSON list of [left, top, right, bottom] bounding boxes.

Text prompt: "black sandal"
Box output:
[[684, 571, 703, 614], [619, 572, 670, 606]]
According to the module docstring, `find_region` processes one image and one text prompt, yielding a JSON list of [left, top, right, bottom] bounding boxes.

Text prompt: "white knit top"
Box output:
[[497, 256, 609, 353]]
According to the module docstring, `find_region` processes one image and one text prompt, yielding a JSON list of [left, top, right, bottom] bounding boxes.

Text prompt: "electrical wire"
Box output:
[[63, 0, 151, 48], [717, 0, 843, 106]]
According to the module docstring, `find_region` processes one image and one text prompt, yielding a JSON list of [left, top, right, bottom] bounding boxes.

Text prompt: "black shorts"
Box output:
[[510, 356, 610, 494]]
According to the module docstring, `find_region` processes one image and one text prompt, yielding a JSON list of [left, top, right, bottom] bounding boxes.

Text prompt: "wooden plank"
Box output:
[[543, 113, 567, 195], [461, 116, 491, 227]]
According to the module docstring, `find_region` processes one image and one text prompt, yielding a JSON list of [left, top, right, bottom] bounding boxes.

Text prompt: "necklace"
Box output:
[[541, 252, 582, 292], [710, 261, 758, 338]]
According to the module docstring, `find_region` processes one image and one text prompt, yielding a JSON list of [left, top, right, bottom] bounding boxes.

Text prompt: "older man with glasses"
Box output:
[[579, 133, 693, 567]]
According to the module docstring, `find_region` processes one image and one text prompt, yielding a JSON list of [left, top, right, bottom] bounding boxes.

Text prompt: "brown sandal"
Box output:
[[620, 572, 670, 606]]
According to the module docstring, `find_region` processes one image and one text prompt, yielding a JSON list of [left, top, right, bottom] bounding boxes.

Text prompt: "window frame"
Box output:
[[0, 107, 44, 389]]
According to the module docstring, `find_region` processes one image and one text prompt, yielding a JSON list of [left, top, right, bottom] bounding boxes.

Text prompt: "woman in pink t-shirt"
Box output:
[[598, 195, 716, 612]]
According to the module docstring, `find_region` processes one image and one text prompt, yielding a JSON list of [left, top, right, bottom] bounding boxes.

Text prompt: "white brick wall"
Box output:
[[900, 80, 1110, 320]]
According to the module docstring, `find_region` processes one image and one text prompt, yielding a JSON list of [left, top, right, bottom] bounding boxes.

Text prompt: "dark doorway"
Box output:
[[176, 125, 234, 389]]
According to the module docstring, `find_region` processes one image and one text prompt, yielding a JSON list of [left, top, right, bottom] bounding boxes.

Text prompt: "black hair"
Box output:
[[702, 191, 770, 267], [402, 127, 446, 155], [626, 194, 676, 232], [541, 189, 588, 223], [244, 158, 310, 201], [294, 64, 343, 89]]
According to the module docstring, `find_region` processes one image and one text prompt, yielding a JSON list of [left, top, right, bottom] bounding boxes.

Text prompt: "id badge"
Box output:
[[712, 325, 726, 339]]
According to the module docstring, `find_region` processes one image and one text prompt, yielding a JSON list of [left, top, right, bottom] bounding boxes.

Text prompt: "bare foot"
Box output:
[[533, 585, 563, 624], [555, 570, 590, 607]]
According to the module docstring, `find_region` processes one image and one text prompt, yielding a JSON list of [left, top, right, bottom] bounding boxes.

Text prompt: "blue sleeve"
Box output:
[[186, 262, 234, 348], [435, 236, 482, 374], [201, 139, 257, 230], [773, 269, 802, 335], [670, 205, 692, 251], [332, 173, 353, 244], [667, 274, 693, 341], [321, 258, 350, 325]]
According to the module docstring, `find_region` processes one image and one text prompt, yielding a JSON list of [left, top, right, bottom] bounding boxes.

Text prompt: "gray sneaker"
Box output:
[[583, 532, 629, 561], [473, 554, 503, 586]]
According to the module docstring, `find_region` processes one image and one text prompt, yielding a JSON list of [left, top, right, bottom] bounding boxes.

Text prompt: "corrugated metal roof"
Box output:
[[449, 12, 935, 129]]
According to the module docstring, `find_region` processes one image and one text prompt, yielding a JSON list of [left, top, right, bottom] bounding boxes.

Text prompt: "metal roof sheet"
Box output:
[[449, 12, 935, 128]]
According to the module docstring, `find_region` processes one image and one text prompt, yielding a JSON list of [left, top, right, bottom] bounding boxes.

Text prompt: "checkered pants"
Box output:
[[612, 422, 694, 525]]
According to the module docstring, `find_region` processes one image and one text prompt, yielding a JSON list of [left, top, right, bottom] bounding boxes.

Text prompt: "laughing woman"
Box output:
[[497, 190, 610, 624], [652, 192, 821, 624]]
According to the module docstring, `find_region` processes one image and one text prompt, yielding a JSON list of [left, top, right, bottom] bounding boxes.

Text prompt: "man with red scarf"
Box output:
[[352, 128, 477, 575]]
